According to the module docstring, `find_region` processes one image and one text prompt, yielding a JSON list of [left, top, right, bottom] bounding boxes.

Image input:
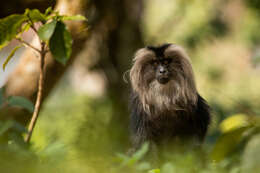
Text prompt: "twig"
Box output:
[[16, 38, 41, 53], [26, 14, 42, 44], [25, 41, 46, 143], [27, 16, 38, 34]]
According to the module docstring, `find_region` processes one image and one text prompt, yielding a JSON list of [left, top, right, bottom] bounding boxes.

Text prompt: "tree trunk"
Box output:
[[75, 0, 145, 148]]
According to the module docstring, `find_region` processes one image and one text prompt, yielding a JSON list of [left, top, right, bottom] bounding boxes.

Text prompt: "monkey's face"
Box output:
[[130, 44, 188, 89], [130, 44, 198, 113], [150, 58, 173, 84]]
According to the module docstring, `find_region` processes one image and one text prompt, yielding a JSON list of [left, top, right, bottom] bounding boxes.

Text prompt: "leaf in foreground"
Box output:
[[49, 21, 72, 65], [0, 87, 4, 107], [61, 15, 87, 21], [45, 7, 53, 16], [219, 114, 250, 133], [7, 96, 34, 113], [2, 45, 22, 71], [0, 120, 14, 135], [0, 14, 27, 49], [127, 142, 149, 166], [26, 9, 46, 22], [148, 169, 160, 173], [38, 20, 57, 41], [211, 126, 250, 162]]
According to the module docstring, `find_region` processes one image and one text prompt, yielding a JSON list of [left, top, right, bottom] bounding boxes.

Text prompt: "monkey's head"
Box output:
[[130, 44, 198, 114]]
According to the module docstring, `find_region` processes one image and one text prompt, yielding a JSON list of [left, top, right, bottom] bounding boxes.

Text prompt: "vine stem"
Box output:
[[25, 41, 46, 143]]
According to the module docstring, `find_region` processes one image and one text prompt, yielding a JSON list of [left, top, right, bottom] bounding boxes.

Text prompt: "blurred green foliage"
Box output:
[[1, 0, 260, 172]]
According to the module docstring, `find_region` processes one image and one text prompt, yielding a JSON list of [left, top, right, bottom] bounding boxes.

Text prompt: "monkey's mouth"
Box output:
[[157, 77, 170, 84]]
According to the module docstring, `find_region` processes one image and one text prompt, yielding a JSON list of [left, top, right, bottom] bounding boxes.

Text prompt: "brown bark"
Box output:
[[74, 0, 145, 147]]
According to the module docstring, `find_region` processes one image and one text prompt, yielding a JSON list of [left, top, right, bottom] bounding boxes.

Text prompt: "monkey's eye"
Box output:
[[150, 60, 159, 66], [162, 58, 172, 65]]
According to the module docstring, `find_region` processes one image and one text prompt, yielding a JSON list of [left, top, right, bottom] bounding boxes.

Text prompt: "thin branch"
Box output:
[[22, 14, 47, 143], [16, 38, 41, 53], [26, 15, 42, 44], [25, 42, 46, 143], [27, 16, 38, 34]]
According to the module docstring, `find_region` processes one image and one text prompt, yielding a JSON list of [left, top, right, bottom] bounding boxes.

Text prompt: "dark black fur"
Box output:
[[146, 44, 171, 59], [130, 92, 211, 148]]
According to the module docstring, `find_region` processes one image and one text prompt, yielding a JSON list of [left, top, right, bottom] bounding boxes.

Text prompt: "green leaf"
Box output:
[[45, 7, 53, 16], [220, 114, 250, 133], [211, 126, 251, 162], [0, 120, 14, 135], [161, 163, 175, 173], [46, 11, 59, 21], [20, 23, 31, 33], [12, 121, 28, 133], [26, 9, 46, 22], [3, 45, 22, 71], [50, 21, 72, 65], [7, 96, 34, 113], [0, 120, 27, 136], [38, 20, 57, 41], [148, 169, 160, 173], [116, 153, 129, 162], [126, 142, 149, 166], [61, 15, 87, 21], [242, 134, 260, 172], [39, 142, 66, 161], [0, 14, 27, 49], [0, 87, 4, 107], [136, 162, 151, 171]]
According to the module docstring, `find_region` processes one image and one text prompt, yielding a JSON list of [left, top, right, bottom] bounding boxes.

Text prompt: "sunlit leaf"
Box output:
[[220, 114, 250, 133], [26, 9, 46, 22], [148, 169, 161, 173], [20, 23, 31, 33], [46, 11, 59, 21], [136, 162, 151, 171], [127, 142, 149, 166], [38, 20, 57, 41], [161, 162, 175, 173], [7, 96, 34, 113], [49, 21, 72, 65], [116, 153, 129, 162], [61, 15, 87, 21], [211, 126, 250, 162], [3, 45, 22, 71], [0, 14, 27, 49], [45, 7, 53, 16], [24, 9, 30, 16]]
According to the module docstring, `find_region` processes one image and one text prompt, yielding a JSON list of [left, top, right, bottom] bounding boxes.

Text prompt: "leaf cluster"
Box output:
[[0, 87, 34, 112], [0, 7, 86, 67]]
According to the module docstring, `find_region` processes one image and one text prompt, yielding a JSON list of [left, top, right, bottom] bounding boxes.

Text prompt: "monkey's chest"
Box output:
[[146, 113, 197, 141]]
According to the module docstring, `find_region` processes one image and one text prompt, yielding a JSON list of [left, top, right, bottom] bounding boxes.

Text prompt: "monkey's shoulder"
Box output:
[[129, 92, 211, 136], [190, 94, 211, 140], [194, 94, 211, 124]]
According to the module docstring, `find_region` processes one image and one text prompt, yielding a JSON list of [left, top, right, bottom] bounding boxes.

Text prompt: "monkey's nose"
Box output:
[[159, 67, 166, 74]]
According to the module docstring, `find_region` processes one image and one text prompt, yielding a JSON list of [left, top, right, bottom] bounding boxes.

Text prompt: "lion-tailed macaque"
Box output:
[[129, 44, 211, 150]]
